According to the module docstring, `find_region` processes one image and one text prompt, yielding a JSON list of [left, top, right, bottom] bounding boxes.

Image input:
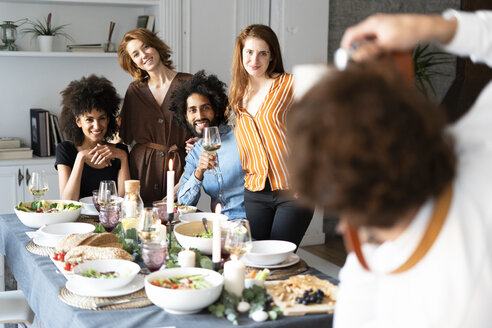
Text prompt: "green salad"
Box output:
[[15, 200, 81, 213], [81, 269, 120, 279]]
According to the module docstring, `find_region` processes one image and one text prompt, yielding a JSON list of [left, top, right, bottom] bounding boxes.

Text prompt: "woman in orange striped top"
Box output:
[[229, 24, 313, 248]]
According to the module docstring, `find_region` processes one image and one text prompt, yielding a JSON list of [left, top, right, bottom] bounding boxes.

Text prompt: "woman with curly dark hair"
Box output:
[[169, 70, 246, 218], [56, 74, 130, 200], [117, 28, 191, 205]]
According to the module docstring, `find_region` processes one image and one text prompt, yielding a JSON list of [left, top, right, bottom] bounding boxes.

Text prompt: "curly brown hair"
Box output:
[[169, 70, 228, 135], [118, 28, 174, 85], [288, 64, 456, 228], [59, 75, 120, 146]]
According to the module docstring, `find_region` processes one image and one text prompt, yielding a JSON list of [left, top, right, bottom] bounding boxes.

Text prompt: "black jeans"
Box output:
[[244, 181, 314, 249]]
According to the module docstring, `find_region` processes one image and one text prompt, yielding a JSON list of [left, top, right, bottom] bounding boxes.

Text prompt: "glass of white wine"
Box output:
[[224, 219, 252, 260], [202, 126, 222, 175], [97, 180, 118, 207], [29, 171, 49, 201]]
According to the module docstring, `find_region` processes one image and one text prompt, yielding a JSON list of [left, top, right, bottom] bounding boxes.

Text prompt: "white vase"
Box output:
[[38, 35, 54, 52]]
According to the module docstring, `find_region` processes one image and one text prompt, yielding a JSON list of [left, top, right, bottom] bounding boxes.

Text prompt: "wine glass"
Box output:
[[97, 180, 118, 207], [202, 126, 222, 175], [224, 219, 252, 260], [29, 171, 49, 201]]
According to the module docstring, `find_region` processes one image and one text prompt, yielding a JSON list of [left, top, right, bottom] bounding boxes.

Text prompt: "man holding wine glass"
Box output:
[[169, 70, 246, 219]]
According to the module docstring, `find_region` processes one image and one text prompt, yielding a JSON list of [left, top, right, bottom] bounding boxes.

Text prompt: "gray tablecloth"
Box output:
[[0, 213, 335, 328]]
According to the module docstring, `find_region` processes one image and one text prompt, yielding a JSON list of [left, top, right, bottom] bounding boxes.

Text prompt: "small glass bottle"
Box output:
[[120, 180, 144, 230]]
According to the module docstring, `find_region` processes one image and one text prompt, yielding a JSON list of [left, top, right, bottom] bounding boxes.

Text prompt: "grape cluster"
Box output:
[[295, 288, 325, 305]]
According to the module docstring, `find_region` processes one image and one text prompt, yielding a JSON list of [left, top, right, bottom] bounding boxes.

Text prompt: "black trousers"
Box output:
[[244, 181, 314, 249]]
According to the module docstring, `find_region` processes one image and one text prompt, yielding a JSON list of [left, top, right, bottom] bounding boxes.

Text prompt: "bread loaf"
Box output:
[[55, 232, 119, 252], [64, 245, 132, 263]]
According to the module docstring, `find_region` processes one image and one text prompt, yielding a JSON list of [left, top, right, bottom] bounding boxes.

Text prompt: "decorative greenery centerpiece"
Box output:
[[22, 12, 72, 40]]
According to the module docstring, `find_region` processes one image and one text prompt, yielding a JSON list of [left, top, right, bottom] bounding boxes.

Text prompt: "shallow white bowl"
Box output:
[[245, 240, 296, 266], [177, 205, 198, 215], [174, 221, 214, 255], [37, 222, 95, 247], [178, 212, 228, 224], [79, 196, 98, 216], [145, 267, 223, 314], [14, 200, 83, 228], [72, 259, 140, 290]]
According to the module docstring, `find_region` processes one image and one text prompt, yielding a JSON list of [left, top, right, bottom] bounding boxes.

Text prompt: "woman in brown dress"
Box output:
[[118, 28, 191, 204]]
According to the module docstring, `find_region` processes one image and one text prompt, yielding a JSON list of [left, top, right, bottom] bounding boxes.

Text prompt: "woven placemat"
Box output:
[[77, 215, 99, 225], [245, 259, 308, 281], [59, 286, 151, 310], [26, 240, 54, 257]]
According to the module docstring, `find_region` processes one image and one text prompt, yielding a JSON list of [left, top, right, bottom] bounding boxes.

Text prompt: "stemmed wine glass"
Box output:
[[202, 126, 222, 175], [224, 219, 252, 260], [29, 171, 49, 201], [97, 180, 118, 207]]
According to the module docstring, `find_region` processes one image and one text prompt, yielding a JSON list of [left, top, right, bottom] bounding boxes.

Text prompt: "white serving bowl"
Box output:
[[37, 222, 95, 247], [79, 196, 98, 216], [72, 259, 140, 290], [14, 201, 83, 228], [178, 212, 228, 224], [145, 267, 224, 314], [174, 221, 214, 255], [177, 205, 198, 215], [245, 240, 297, 266]]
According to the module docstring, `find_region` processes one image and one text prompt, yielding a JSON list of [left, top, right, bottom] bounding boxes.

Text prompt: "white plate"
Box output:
[[66, 274, 145, 297], [33, 234, 56, 248], [79, 196, 99, 216], [241, 253, 300, 269]]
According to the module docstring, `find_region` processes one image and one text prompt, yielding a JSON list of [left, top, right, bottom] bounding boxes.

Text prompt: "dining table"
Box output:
[[0, 213, 336, 328]]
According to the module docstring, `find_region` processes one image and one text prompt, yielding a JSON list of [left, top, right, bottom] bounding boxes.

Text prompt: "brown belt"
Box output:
[[344, 183, 453, 274], [142, 142, 178, 153]]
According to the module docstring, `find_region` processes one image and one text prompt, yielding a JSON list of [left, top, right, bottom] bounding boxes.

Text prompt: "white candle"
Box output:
[[166, 159, 174, 215], [223, 255, 245, 297], [178, 248, 195, 268], [212, 204, 222, 264]]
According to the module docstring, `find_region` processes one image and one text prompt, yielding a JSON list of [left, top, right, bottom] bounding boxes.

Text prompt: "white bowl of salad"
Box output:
[[14, 200, 83, 228], [72, 259, 141, 290], [145, 267, 224, 314]]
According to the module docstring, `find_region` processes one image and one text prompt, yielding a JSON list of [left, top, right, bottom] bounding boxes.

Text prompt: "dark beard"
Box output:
[[188, 118, 218, 137]]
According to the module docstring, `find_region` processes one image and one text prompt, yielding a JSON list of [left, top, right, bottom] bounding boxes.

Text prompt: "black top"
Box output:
[[54, 141, 128, 198]]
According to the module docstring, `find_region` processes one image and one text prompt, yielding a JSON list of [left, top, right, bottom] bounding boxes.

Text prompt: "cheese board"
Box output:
[[264, 274, 337, 316]]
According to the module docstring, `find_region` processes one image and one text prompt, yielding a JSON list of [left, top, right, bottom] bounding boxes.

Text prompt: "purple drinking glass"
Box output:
[[92, 189, 101, 212], [142, 242, 167, 272], [99, 205, 120, 231]]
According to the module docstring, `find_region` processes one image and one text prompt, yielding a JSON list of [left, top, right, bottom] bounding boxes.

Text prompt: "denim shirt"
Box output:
[[178, 124, 246, 219]]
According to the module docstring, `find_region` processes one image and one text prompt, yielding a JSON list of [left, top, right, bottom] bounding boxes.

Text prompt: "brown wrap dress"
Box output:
[[119, 72, 192, 204]]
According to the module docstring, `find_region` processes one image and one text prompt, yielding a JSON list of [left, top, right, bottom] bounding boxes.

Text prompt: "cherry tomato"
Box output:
[[35, 209, 43, 213], [53, 253, 59, 261], [59, 252, 65, 262], [151, 280, 160, 287], [64, 262, 71, 271]]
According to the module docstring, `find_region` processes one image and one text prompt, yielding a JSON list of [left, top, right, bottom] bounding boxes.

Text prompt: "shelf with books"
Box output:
[[0, 0, 159, 6], [0, 51, 118, 58]]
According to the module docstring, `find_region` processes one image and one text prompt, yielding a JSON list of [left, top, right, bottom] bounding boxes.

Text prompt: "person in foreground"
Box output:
[[56, 75, 130, 200], [288, 10, 492, 327], [229, 24, 313, 247], [169, 70, 246, 219], [118, 28, 191, 205]]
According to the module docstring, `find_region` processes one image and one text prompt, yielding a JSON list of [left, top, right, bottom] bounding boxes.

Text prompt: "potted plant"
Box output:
[[413, 44, 454, 98], [22, 13, 73, 52]]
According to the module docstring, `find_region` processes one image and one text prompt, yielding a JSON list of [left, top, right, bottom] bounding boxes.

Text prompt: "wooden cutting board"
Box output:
[[264, 274, 337, 316]]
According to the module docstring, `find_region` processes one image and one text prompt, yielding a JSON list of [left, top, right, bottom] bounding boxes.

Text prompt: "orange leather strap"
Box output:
[[344, 184, 453, 274]]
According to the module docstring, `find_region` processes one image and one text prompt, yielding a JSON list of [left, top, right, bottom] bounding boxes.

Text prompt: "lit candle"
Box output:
[[212, 204, 222, 265], [166, 159, 174, 215], [178, 248, 196, 268], [223, 255, 245, 297]]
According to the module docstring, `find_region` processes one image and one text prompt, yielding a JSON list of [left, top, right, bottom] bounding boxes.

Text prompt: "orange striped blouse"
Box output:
[[234, 73, 294, 192]]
